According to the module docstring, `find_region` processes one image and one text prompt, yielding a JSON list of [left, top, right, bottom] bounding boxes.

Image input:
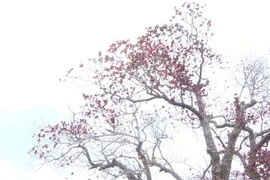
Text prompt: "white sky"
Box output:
[[0, 0, 270, 179]]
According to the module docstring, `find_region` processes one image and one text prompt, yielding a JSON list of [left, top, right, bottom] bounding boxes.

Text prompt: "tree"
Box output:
[[29, 2, 270, 180]]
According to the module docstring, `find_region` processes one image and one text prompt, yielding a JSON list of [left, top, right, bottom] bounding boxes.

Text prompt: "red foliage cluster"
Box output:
[[254, 149, 270, 178], [79, 4, 220, 110], [30, 119, 94, 166]]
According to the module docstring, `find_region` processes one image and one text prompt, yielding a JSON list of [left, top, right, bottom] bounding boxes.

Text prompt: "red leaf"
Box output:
[[66, 68, 74, 76], [153, 82, 160, 89], [207, 20, 211, 28], [103, 100, 108, 106]]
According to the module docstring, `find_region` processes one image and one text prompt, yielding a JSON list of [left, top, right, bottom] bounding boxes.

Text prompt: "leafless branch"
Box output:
[[151, 160, 184, 180], [201, 162, 211, 180]]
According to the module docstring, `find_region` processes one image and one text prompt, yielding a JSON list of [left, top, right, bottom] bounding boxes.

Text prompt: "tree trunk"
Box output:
[[201, 119, 222, 180]]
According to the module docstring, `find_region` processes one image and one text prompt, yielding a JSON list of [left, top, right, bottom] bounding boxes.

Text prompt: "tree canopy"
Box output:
[[30, 2, 270, 180]]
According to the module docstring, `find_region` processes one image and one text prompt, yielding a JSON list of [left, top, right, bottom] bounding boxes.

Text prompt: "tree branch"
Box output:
[[256, 132, 270, 149], [151, 160, 184, 180], [136, 142, 152, 180], [112, 159, 138, 180]]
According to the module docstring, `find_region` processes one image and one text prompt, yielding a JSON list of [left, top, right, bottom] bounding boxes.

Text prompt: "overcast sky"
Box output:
[[0, 0, 270, 179]]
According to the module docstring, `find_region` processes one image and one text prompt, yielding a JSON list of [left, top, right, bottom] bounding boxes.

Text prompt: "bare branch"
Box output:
[[201, 163, 211, 180], [112, 159, 138, 180], [136, 142, 152, 180], [151, 160, 184, 180], [256, 132, 270, 149]]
